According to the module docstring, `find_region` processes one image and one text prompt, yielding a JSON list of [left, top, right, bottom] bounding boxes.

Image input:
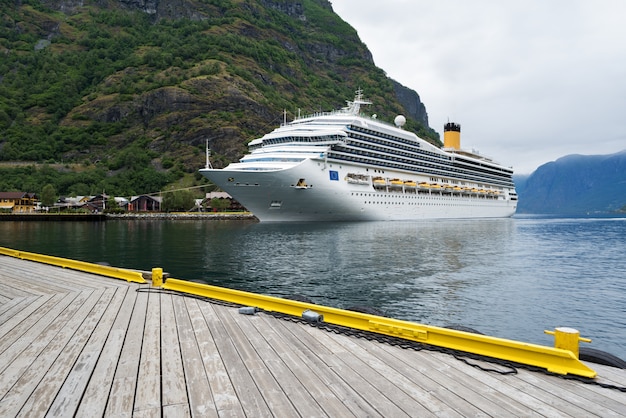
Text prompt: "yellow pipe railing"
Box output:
[[0, 246, 146, 284]]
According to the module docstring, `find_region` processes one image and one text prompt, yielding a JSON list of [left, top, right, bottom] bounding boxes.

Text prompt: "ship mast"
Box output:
[[205, 139, 213, 169]]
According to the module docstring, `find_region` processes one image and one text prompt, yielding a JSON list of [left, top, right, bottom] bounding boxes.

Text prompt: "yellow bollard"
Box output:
[[151, 267, 163, 287], [544, 327, 592, 358]]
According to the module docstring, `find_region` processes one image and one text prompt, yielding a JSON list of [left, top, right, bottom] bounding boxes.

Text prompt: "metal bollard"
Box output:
[[544, 327, 591, 358], [151, 267, 163, 287]]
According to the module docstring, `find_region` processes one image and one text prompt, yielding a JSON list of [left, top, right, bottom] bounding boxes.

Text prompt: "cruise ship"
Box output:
[[199, 91, 517, 221]]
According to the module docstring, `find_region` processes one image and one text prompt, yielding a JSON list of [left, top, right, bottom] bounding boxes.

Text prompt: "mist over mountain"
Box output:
[[515, 150, 626, 214]]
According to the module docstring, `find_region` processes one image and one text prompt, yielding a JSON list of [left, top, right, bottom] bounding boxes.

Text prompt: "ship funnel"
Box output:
[[443, 122, 461, 150]]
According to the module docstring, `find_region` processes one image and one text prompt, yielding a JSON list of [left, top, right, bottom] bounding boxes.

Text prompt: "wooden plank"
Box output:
[[0, 257, 126, 292], [4, 272, 80, 296], [344, 336, 522, 416], [163, 403, 192, 418], [591, 363, 626, 387], [268, 315, 448, 417], [46, 285, 129, 417], [0, 280, 33, 299], [74, 285, 139, 416], [0, 294, 57, 354], [0, 296, 48, 343], [0, 296, 31, 324], [0, 289, 103, 417], [234, 309, 359, 418], [134, 288, 162, 416], [0, 260, 92, 293], [104, 285, 150, 417], [492, 364, 626, 417], [383, 340, 623, 418], [196, 301, 274, 417], [171, 295, 218, 417], [438, 350, 626, 417], [296, 320, 439, 417], [16, 287, 118, 417], [0, 294, 77, 386], [371, 343, 526, 417], [208, 303, 302, 417], [224, 308, 338, 417], [184, 297, 245, 417], [259, 315, 383, 417], [354, 335, 545, 417], [160, 293, 190, 412], [0, 291, 87, 399], [43, 266, 131, 290]]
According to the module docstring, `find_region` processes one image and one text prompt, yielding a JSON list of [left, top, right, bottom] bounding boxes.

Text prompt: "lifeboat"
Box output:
[[418, 182, 430, 190], [346, 173, 370, 185], [389, 178, 404, 188], [404, 180, 417, 188], [372, 177, 387, 188]]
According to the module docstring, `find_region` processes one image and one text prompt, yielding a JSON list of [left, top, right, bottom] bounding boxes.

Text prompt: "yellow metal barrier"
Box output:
[[0, 246, 146, 284], [162, 278, 597, 378]]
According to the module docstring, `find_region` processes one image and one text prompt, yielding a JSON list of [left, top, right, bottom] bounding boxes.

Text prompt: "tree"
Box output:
[[162, 190, 195, 212], [210, 197, 230, 212], [40, 183, 57, 208]]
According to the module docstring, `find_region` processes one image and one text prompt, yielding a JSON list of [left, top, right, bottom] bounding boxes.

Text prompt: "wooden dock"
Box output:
[[1, 255, 625, 417]]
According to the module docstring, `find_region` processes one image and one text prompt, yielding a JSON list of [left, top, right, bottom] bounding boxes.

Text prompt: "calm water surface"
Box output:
[[1, 216, 625, 359]]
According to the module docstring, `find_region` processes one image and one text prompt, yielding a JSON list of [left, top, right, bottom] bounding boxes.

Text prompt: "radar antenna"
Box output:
[[342, 88, 372, 115]]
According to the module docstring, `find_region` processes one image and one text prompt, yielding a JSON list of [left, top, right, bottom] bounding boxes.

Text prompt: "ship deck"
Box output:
[[0, 254, 625, 417]]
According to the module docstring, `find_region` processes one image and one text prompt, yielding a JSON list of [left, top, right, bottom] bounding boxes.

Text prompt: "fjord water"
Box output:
[[1, 216, 625, 359]]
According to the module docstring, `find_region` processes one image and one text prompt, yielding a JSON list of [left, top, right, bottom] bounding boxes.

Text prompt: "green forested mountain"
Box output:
[[0, 0, 437, 198]]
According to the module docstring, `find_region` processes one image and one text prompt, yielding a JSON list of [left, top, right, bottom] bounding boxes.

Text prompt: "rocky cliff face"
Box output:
[[392, 80, 429, 127], [41, 0, 194, 18], [4, 0, 436, 181]]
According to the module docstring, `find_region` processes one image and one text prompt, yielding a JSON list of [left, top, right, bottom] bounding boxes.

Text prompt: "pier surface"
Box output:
[[1, 255, 625, 417]]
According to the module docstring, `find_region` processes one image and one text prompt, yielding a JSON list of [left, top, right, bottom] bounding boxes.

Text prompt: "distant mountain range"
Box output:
[[514, 150, 626, 214]]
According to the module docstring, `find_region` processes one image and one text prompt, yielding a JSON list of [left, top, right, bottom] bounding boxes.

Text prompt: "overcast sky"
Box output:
[[330, 0, 626, 174]]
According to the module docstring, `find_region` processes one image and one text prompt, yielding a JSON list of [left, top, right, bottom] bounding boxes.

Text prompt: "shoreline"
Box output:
[[106, 212, 257, 220], [0, 212, 257, 221]]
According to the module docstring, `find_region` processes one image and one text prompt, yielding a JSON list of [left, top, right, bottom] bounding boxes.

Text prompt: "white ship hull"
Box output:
[[200, 159, 517, 222]]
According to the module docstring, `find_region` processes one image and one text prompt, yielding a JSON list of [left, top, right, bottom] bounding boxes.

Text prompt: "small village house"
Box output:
[[128, 195, 162, 212], [0, 192, 38, 213]]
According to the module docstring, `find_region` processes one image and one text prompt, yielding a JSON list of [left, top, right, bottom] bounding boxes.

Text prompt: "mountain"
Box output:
[[516, 150, 626, 214], [0, 0, 437, 197]]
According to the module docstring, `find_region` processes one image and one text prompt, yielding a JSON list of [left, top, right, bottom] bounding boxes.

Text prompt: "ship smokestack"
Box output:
[[443, 122, 461, 150]]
